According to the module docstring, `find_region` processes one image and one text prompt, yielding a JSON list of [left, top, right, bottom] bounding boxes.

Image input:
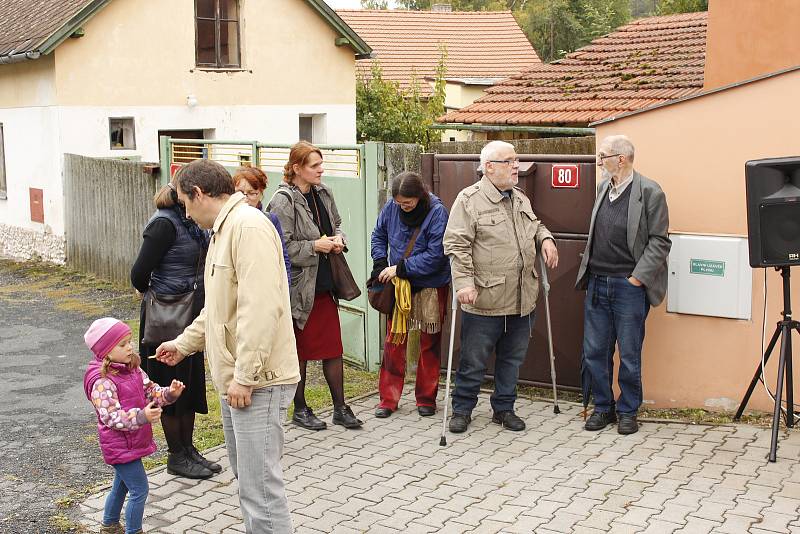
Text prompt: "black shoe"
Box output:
[[187, 445, 222, 474], [332, 405, 363, 429], [417, 406, 436, 417], [448, 413, 471, 433], [167, 450, 213, 479], [492, 410, 526, 431], [292, 407, 327, 430], [375, 407, 393, 418], [618, 414, 639, 435], [584, 410, 617, 431]]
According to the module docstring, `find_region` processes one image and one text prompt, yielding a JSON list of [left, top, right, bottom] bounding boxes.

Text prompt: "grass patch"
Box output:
[[48, 514, 87, 533], [0, 258, 138, 319]]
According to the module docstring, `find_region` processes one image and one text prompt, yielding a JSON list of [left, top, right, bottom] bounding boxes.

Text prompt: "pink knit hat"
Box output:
[[84, 317, 132, 360]]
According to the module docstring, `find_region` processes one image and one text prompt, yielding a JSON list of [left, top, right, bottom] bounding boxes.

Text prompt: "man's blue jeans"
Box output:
[[103, 459, 148, 534], [583, 274, 650, 416], [221, 384, 296, 534], [452, 310, 534, 415]]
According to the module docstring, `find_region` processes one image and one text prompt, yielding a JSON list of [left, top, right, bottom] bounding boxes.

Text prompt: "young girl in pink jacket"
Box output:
[[83, 318, 184, 534]]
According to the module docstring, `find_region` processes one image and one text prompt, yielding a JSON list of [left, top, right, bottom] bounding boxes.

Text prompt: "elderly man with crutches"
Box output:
[[442, 141, 559, 434]]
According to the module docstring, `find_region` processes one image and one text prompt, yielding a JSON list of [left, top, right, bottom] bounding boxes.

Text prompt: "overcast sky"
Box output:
[[326, 0, 364, 8]]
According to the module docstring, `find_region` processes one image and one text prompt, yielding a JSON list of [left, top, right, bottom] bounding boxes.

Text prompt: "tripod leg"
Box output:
[[769, 325, 791, 462], [786, 330, 794, 428], [735, 325, 782, 421]]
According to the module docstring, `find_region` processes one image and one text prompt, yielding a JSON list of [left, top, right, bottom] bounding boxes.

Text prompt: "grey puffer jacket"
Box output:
[[268, 182, 345, 329]]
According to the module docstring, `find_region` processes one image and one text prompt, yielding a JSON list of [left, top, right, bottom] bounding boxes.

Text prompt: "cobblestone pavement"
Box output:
[[81, 387, 800, 534]]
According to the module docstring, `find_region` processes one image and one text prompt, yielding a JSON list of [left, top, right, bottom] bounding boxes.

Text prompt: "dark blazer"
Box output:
[[576, 170, 671, 306]]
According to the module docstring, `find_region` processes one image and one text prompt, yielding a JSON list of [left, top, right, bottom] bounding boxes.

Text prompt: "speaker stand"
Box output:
[[735, 266, 800, 462]]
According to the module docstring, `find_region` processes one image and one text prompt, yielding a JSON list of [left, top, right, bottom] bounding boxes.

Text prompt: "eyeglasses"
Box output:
[[236, 190, 261, 199], [489, 159, 520, 166], [597, 153, 622, 161], [393, 199, 417, 209]]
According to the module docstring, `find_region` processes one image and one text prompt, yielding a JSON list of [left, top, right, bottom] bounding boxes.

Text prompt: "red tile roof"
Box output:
[[336, 9, 540, 97], [440, 11, 708, 126]]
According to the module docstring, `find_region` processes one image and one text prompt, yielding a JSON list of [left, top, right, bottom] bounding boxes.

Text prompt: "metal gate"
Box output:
[[159, 137, 383, 371], [421, 153, 597, 389]]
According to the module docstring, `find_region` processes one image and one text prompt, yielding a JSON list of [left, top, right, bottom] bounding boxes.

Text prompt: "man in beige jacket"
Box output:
[[156, 159, 300, 534], [443, 141, 558, 434]]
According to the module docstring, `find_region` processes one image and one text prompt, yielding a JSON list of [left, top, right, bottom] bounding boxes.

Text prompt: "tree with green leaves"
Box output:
[[360, 0, 389, 8], [657, 0, 707, 14], [356, 50, 446, 147]]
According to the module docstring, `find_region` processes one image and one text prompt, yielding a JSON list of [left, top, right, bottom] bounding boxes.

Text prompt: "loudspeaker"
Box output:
[[745, 157, 800, 268]]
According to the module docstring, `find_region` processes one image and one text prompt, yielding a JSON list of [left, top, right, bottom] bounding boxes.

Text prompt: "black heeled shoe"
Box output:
[[292, 406, 327, 430], [187, 445, 222, 474], [332, 405, 363, 428], [167, 449, 213, 479]]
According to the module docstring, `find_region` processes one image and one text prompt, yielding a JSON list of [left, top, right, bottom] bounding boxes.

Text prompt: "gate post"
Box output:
[[158, 136, 171, 186], [363, 141, 384, 372]]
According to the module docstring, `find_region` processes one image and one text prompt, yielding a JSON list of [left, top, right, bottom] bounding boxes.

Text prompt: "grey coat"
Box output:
[[576, 171, 671, 306], [268, 182, 344, 329]]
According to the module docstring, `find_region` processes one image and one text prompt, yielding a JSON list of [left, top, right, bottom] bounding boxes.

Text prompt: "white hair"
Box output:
[[601, 135, 635, 162], [478, 141, 515, 172]]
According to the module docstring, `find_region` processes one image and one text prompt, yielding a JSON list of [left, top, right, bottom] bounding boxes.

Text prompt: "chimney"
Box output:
[[432, 4, 452, 12]]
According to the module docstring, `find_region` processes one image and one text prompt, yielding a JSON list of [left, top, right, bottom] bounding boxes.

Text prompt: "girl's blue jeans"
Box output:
[[103, 459, 148, 534]]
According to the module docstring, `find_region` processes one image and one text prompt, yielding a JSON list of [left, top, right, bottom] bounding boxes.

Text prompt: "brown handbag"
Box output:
[[330, 252, 362, 301], [367, 227, 421, 314]]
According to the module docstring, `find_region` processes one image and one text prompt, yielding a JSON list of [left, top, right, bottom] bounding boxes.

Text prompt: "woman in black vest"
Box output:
[[131, 177, 218, 479]]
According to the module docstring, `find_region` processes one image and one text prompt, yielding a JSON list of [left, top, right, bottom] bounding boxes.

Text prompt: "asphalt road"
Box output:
[[0, 263, 137, 533]]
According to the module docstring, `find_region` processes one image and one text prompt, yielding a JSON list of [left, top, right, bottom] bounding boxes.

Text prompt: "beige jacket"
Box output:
[[175, 193, 300, 394], [443, 176, 554, 317]]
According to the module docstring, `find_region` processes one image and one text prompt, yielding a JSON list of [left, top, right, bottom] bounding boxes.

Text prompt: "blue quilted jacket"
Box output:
[[371, 193, 450, 290]]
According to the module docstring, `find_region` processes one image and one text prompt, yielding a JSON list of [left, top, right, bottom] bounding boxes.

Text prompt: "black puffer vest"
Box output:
[[145, 209, 205, 295]]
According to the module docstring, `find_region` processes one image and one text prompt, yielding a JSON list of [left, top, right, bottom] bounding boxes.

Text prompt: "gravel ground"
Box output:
[[0, 260, 139, 533]]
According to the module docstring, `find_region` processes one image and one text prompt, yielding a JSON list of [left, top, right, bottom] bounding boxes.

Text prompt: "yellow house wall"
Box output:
[[441, 83, 490, 142], [595, 69, 800, 412], [0, 54, 56, 108], [52, 0, 357, 106]]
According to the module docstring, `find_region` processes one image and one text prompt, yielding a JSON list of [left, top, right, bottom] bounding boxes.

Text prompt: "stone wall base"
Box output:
[[0, 224, 66, 264]]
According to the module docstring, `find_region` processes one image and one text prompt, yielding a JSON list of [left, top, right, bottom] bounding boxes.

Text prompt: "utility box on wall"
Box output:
[[667, 234, 752, 320]]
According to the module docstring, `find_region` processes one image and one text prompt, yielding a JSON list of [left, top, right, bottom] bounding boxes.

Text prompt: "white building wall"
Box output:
[[58, 104, 357, 161], [0, 106, 64, 262], [0, 103, 356, 262]]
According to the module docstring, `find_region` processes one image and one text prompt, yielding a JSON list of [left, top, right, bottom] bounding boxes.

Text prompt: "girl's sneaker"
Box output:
[[99, 523, 124, 534]]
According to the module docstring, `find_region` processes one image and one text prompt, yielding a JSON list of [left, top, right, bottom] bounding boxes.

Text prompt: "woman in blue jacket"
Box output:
[[370, 171, 450, 418]]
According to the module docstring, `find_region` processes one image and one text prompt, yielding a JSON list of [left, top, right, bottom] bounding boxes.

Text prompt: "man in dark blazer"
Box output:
[[575, 135, 671, 435]]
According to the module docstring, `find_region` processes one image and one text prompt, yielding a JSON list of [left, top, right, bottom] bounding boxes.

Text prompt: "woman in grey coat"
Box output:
[[268, 141, 362, 431]]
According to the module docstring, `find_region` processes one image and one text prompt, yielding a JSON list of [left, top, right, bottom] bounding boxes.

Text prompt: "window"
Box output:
[[195, 0, 241, 68], [0, 124, 6, 199], [299, 114, 327, 144], [109, 118, 136, 150]]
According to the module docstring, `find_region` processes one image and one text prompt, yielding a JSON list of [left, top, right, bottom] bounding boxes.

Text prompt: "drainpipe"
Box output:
[[0, 51, 42, 64]]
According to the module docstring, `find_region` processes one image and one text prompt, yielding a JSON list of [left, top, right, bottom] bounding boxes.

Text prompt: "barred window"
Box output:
[[195, 0, 241, 68]]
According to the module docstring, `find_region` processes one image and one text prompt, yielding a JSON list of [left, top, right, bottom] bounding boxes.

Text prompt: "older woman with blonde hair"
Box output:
[[268, 141, 362, 430]]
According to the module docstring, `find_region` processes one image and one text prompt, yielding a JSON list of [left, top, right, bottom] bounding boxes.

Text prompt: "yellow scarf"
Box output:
[[390, 277, 412, 344]]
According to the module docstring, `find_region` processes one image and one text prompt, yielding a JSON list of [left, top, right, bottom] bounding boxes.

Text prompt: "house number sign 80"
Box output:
[[551, 164, 580, 188]]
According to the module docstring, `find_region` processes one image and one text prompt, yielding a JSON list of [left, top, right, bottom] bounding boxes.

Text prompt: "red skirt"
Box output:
[[294, 292, 343, 361]]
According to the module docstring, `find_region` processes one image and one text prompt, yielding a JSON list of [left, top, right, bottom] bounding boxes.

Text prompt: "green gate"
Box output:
[[159, 137, 384, 371]]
